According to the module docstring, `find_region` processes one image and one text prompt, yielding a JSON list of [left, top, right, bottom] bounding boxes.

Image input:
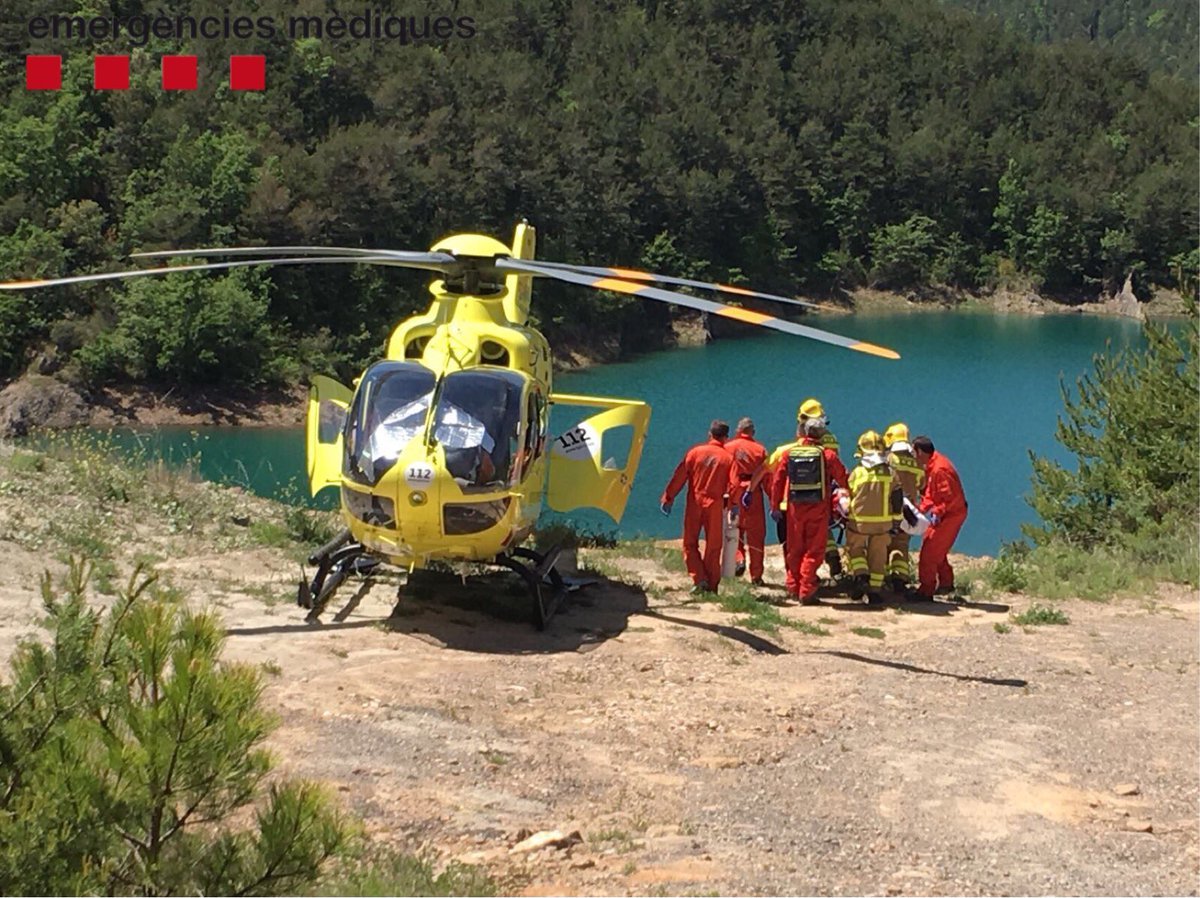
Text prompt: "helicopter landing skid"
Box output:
[[298, 531, 381, 617], [495, 545, 567, 630]]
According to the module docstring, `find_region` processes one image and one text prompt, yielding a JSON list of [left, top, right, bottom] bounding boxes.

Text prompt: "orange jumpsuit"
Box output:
[[661, 439, 736, 591], [724, 434, 768, 580], [770, 439, 847, 598], [917, 450, 968, 597]]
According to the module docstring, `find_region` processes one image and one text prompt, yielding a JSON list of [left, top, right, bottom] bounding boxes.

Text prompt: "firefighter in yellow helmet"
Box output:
[[883, 422, 926, 592], [796, 398, 845, 580], [749, 398, 829, 561], [845, 430, 903, 603]]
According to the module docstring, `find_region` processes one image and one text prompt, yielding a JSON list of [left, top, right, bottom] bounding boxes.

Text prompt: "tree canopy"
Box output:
[[1, 0, 1196, 387]]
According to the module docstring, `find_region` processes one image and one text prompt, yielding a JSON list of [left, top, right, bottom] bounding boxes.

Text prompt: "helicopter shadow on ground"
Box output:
[[328, 566, 655, 655]]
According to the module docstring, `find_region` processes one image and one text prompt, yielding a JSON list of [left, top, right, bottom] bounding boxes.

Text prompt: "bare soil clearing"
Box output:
[[1, 514, 1195, 895]]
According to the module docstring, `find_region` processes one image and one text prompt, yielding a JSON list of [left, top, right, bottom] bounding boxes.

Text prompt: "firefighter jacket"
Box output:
[[661, 439, 736, 509], [919, 450, 968, 520], [886, 443, 925, 504], [847, 453, 903, 535]]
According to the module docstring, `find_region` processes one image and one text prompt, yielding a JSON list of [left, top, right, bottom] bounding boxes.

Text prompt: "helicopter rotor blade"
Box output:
[[0, 254, 446, 291], [524, 259, 821, 309], [495, 258, 900, 360], [131, 246, 456, 268]]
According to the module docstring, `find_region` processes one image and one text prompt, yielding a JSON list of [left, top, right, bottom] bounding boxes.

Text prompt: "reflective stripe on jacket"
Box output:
[[848, 460, 899, 534], [887, 449, 925, 503]]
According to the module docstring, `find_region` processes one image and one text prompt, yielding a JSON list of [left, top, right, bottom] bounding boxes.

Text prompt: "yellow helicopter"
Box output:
[[1, 222, 898, 627]]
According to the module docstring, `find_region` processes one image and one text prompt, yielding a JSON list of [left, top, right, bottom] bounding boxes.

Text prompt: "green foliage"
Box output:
[[850, 626, 886, 639], [313, 849, 495, 897], [533, 519, 618, 549], [1012, 603, 1070, 626], [986, 541, 1030, 592], [77, 269, 274, 386], [870, 215, 940, 288], [943, 0, 1198, 78], [0, 0, 1194, 387], [1025, 303, 1199, 574], [0, 560, 351, 895]]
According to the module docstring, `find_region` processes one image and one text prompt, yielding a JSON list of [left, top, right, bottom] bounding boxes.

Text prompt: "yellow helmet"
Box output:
[[856, 429, 884, 456], [797, 398, 825, 421], [883, 422, 909, 446]]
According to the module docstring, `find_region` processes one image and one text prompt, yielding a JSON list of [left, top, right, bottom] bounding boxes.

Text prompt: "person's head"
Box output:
[[736, 416, 755, 437], [883, 422, 909, 448], [911, 435, 935, 464], [710, 419, 730, 442], [855, 429, 884, 457], [801, 417, 826, 439]]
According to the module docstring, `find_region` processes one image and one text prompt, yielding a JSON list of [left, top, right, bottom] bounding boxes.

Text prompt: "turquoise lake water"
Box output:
[[90, 311, 1145, 556]]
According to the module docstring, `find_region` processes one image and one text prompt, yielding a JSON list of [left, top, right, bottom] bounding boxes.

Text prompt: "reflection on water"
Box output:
[[76, 312, 1145, 556]]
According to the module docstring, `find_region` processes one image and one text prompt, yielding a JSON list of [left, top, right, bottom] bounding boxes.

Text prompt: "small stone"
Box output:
[[570, 858, 596, 870], [638, 662, 654, 672], [510, 830, 582, 854], [1113, 783, 1140, 796], [1126, 819, 1153, 833]]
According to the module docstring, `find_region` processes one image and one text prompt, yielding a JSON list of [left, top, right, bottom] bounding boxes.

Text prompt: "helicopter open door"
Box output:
[[306, 375, 354, 496], [547, 394, 651, 523]]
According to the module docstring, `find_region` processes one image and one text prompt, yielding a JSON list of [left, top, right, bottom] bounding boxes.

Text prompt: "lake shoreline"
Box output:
[[0, 285, 1179, 435]]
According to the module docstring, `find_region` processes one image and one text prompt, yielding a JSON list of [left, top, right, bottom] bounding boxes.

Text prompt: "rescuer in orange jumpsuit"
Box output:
[[724, 417, 768, 585], [769, 416, 847, 603], [660, 420, 737, 593], [911, 435, 968, 599]]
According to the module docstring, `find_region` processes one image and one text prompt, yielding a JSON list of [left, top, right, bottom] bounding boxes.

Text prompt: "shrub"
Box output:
[[1025, 299, 1199, 588], [1012, 603, 1070, 626], [0, 560, 351, 895]]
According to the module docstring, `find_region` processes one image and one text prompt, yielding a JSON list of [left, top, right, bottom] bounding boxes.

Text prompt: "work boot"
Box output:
[[866, 590, 883, 605], [689, 583, 708, 596], [887, 575, 908, 594], [750, 577, 765, 587], [799, 592, 821, 606], [735, 561, 746, 577], [825, 551, 843, 577], [935, 585, 956, 596], [847, 576, 867, 601]]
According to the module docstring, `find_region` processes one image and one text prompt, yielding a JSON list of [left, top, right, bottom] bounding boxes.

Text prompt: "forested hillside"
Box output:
[[944, 0, 1197, 78], [1, 0, 1196, 388]]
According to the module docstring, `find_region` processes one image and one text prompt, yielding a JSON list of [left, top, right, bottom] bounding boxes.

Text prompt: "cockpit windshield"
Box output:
[[435, 369, 526, 490], [344, 361, 436, 486], [343, 362, 528, 490]]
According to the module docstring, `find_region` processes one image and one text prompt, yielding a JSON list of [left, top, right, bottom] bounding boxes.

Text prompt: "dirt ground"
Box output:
[[4, 528, 1194, 897]]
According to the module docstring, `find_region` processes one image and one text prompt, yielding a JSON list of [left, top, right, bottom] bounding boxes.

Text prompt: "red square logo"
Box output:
[[94, 55, 130, 90], [25, 56, 61, 90], [162, 55, 198, 91], [229, 55, 265, 91]]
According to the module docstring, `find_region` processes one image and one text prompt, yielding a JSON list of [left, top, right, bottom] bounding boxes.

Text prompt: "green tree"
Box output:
[[869, 214, 939, 288], [1025, 302, 1199, 567], [0, 561, 350, 895]]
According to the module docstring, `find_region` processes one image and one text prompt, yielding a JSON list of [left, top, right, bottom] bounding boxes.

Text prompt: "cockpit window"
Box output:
[[343, 362, 528, 490], [435, 369, 526, 490], [344, 361, 436, 486]]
